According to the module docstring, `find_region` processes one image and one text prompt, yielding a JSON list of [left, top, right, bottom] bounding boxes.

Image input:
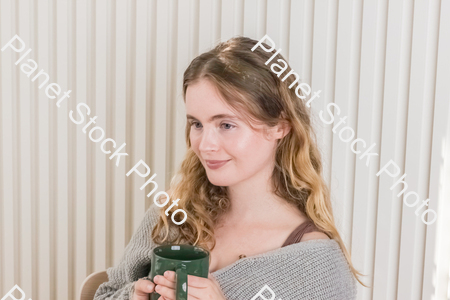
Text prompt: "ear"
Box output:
[[267, 120, 291, 140]]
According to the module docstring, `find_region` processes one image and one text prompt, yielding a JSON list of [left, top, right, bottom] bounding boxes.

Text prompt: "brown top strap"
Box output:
[[281, 220, 323, 247]]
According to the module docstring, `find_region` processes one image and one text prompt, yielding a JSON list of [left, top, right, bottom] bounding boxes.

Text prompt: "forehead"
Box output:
[[185, 79, 237, 117], [185, 79, 266, 131]]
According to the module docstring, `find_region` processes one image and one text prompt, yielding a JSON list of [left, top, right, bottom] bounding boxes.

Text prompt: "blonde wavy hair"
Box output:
[[151, 36, 366, 287]]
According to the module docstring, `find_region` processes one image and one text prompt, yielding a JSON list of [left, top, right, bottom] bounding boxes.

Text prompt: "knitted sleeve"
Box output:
[[93, 204, 162, 300]]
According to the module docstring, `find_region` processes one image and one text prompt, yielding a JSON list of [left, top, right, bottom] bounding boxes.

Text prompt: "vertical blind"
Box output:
[[0, 0, 449, 299]]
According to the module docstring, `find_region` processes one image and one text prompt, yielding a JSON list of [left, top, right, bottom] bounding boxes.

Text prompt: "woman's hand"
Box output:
[[132, 278, 156, 300], [153, 271, 226, 300]]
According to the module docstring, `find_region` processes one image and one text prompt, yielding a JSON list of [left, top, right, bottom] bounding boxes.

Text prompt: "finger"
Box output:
[[187, 292, 201, 300], [159, 289, 200, 300], [134, 279, 155, 295], [154, 275, 176, 289], [186, 285, 210, 299], [162, 270, 176, 282], [188, 287, 208, 300], [186, 275, 209, 288], [154, 284, 176, 300]]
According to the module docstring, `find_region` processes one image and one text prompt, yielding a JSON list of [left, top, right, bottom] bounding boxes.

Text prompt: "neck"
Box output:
[[223, 170, 305, 225]]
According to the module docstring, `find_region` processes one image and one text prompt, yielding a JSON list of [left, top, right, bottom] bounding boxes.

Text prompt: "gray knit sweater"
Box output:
[[94, 204, 357, 300]]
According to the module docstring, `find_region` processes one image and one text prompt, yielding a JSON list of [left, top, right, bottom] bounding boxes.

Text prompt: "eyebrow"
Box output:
[[186, 114, 239, 122]]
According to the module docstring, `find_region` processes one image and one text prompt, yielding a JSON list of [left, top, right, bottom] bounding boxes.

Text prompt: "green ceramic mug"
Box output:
[[149, 244, 210, 300]]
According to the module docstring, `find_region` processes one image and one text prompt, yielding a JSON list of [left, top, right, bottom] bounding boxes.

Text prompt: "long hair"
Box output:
[[151, 36, 366, 287]]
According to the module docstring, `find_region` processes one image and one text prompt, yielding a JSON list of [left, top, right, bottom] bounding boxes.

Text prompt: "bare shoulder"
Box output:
[[300, 231, 330, 242]]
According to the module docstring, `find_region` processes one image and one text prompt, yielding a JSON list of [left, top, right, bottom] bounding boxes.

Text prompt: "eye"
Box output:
[[190, 121, 202, 129], [189, 121, 235, 130], [221, 123, 235, 130]]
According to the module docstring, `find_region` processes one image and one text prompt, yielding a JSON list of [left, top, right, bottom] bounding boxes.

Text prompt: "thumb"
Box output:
[[134, 279, 155, 297]]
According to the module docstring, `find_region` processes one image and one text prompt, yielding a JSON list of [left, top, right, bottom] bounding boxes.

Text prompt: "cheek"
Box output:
[[189, 129, 271, 160], [190, 138, 201, 157], [228, 141, 274, 181], [232, 134, 272, 160], [189, 130, 200, 147]]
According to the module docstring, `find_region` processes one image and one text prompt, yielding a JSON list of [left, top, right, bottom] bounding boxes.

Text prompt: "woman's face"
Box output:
[[186, 79, 287, 188]]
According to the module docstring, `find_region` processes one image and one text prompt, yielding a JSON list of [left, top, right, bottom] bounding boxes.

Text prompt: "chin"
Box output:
[[205, 173, 235, 187]]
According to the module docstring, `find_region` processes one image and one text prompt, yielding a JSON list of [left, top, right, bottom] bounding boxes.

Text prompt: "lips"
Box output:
[[205, 160, 230, 164], [205, 159, 231, 170]]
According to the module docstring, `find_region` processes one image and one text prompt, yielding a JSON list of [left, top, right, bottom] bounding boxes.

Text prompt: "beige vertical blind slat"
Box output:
[[56, 0, 69, 298], [113, 0, 127, 264], [347, 1, 375, 298], [221, 0, 236, 40], [212, 0, 221, 44], [334, 0, 360, 256], [29, 0, 40, 296], [364, 0, 394, 298], [144, 0, 157, 209], [199, 0, 214, 53], [104, 0, 113, 270], [422, 1, 450, 299], [287, 0, 313, 85], [256, 0, 267, 39], [66, 0, 76, 296], [85, 0, 95, 277], [243, 0, 258, 38], [153, 0, 169, 203], [17, 0, 33, 296], [94, 0, 107, 274], [376, 0, 411, 299], [189, 0, 200, 58], [132, 0, 149, 231], [0, 2, 3, 293], [1, 0, 16, 295], [48, 0, 57, 297], [74, 0, 88, 298], [266, 0, 282, 48], [279, 0, 290, 60], [234, 0, 245, 37], [174, 0, 190, 170], [124, 0, 134, 244], [165, 0, 179, 194], [310, 0, 336, 225], [36, 0, 52, 298]]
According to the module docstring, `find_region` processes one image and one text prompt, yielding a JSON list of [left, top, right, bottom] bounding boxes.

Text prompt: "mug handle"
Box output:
[[175, 264, 188, 300]]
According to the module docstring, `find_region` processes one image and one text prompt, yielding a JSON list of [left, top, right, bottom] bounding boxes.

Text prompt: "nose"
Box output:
[[198, 126, 220, 152]]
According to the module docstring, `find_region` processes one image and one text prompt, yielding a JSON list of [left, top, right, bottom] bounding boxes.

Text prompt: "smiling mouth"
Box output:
[[205, 160, 230, 164], [205, 159, 231, 169]]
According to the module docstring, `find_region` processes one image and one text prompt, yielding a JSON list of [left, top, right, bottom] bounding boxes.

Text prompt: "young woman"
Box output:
[[94, 36, 364, 300]]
